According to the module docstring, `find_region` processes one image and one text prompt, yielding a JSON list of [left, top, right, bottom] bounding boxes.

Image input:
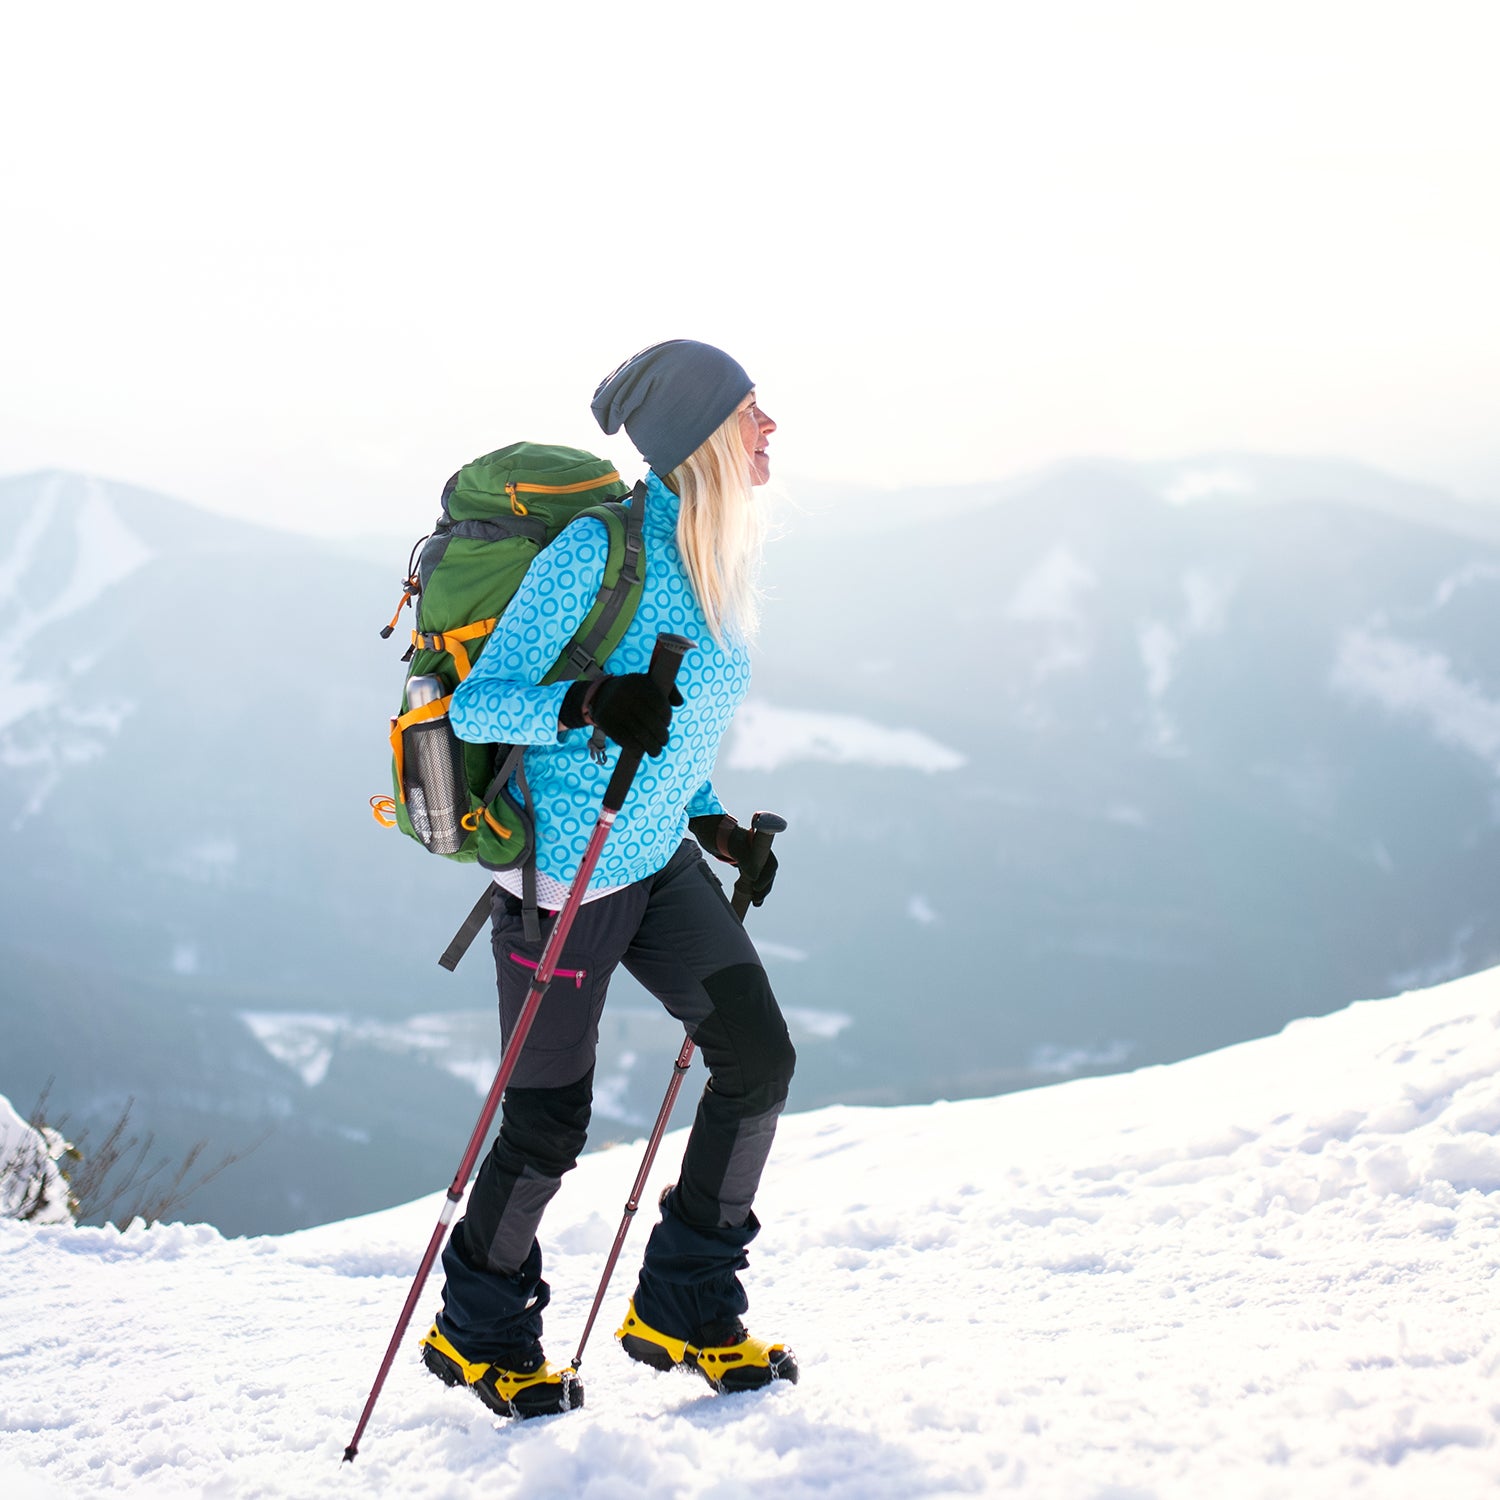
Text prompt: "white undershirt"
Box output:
[[488, 866, 625, 911]]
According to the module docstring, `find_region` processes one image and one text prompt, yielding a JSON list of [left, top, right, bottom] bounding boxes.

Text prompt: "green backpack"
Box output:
[[374, 442, 645, 954]]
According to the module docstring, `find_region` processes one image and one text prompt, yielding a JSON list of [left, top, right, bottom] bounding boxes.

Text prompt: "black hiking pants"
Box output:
[[437, 839, 796, 1361]]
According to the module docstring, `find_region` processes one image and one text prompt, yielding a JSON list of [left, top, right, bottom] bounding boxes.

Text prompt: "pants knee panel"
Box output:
[[497, 1073, 594, 1179], [698, 964, 796, 1108]]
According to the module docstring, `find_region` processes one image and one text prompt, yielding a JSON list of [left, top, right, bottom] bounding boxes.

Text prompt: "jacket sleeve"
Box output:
[[450, 518, 611, 745], [686, 778, 725, 818]]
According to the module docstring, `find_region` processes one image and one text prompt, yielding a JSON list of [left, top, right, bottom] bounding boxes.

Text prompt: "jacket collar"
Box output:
[[641, 470, 681, 534]]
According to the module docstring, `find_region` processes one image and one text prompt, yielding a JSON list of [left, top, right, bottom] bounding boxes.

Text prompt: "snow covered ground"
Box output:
[[4, 966, 1500, 1498]]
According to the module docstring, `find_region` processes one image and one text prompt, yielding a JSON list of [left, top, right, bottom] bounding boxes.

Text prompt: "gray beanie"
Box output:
[[591, 340, 753, 477]]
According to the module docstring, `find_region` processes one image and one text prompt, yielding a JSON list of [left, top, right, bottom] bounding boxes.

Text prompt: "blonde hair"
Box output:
[[667, 405, 766, 645]]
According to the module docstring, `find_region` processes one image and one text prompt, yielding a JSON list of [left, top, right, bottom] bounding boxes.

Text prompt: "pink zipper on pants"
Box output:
[[508, 951, 587, 988]]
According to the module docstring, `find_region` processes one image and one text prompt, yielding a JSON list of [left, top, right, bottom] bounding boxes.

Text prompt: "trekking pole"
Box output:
[[343, 633, 694, 1464], [568, 809, 787, 1373]]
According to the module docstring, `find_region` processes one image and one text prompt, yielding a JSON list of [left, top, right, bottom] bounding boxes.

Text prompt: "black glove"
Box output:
[[560, 673, 683, 757], [688, 814, 779, 906]]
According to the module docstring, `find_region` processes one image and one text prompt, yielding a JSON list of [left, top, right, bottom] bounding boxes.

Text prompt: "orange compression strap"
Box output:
[[389, 693, 454, 803], [410, 618, 497, 682]]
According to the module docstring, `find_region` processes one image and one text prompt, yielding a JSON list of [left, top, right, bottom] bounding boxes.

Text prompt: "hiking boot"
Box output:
[[616, 1299, 799, 1392], [419, 1325, 583, 1418]]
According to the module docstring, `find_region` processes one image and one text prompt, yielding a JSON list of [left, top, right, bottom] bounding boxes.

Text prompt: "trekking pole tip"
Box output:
[[343, 1445, 358, 1464]]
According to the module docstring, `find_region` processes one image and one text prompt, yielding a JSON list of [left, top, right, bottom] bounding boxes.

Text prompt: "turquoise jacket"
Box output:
[[449, 472, 750, 890]]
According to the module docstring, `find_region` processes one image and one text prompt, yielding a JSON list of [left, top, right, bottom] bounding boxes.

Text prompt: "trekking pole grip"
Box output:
[[731, 810, 788, 920], [603, 633, 694, 812]]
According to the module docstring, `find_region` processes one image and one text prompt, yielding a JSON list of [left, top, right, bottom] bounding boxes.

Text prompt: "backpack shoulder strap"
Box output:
[[543, 481, 647, 685]]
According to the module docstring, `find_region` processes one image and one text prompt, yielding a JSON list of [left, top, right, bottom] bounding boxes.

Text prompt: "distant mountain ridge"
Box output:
[[787, 452, 1500, 544], [3, 456, 1498, 1233]]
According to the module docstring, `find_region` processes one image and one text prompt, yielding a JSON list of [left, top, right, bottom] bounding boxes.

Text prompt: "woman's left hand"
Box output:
[[688, 814, 779, 906]]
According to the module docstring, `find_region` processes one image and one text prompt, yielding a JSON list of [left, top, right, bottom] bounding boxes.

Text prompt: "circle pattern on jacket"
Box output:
[[448, 478, 752, 889]]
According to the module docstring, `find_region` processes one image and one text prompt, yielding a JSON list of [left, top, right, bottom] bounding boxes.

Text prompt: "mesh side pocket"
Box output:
[[403, 718, 469, 855]]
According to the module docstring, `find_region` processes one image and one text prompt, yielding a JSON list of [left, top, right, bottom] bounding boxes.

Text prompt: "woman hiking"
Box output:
[[419, 340, 799, 1418]]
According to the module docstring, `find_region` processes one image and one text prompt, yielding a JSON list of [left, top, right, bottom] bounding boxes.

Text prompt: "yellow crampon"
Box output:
[[615, 1300, 799, 1392], [418, 1325, 582, 1418]]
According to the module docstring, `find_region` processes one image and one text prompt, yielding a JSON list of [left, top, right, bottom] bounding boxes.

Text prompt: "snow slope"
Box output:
[[3, 967, 1500, 1499]]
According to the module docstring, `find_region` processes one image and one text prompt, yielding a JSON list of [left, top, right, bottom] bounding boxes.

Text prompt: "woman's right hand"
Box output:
[[560, 674, 683, 757]]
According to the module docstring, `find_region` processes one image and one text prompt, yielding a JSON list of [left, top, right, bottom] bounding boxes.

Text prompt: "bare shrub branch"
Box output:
[[3, 1083, 255, 1230]]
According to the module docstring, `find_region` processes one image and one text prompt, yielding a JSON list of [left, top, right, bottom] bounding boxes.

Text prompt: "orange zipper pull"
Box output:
[[380, 576, 419, 638]]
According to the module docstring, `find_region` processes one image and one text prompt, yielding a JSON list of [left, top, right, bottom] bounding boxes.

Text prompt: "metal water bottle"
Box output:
[[402, 673, 468, 855]]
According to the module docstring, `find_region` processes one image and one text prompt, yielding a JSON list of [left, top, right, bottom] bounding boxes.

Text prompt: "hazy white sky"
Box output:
[[3, 1, 1498, 535]]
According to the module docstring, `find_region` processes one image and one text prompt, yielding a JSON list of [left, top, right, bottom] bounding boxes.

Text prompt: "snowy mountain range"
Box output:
[[2, 459, 1498, 1234], [4, 963, 1498, 1498]]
